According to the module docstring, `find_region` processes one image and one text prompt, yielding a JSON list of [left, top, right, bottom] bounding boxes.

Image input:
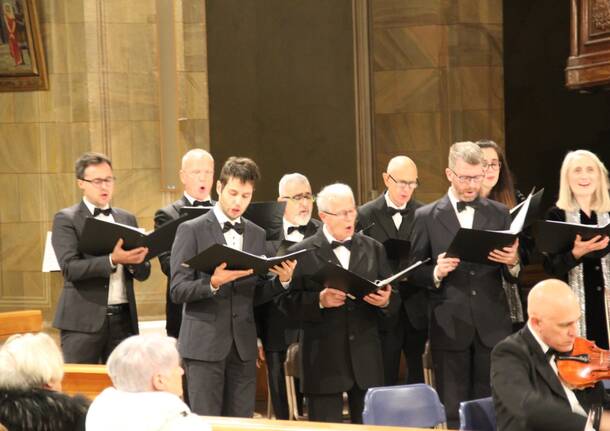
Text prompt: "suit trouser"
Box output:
[[306, 384, 366, 424], [185, 341, 256, 417], [432, 332, 492, 429], [380, 308, 427, 385], [60, 305, 133, 364]]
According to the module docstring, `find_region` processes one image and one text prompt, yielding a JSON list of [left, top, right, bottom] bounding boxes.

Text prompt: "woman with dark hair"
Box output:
[[476, 140, 528, 328]]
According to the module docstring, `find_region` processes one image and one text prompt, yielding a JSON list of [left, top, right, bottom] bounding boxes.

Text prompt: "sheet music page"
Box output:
[[42, 231, 60, 272]]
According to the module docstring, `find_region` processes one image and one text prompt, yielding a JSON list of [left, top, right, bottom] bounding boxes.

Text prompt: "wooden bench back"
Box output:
[[0, 310, 43, 338]]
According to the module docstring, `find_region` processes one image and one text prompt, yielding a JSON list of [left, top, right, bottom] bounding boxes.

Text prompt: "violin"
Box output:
[[556, 337, 610, 389]]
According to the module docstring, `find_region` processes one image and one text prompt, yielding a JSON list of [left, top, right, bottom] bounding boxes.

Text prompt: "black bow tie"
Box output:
[[545, 347, 560, 361], [456, 199, 480, 213], [192, 200, 211, 207], [222, 221, 244, 235], [93, 207, 112, 217], [331, 240, 352, 251], [386, 206, 408, 217], [287, 225, 308, 235]]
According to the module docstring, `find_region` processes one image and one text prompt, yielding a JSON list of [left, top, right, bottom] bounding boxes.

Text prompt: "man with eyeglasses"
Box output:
[[256, 173, 321, 419], [279, 183, 398, 423], [52, 152, 151, 364], [408, 141, 519, 428], [357, 156, 427, 387], [154, 149, 215, 339]]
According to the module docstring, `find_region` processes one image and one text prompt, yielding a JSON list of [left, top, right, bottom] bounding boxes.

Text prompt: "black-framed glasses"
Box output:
[[322, 208, 357, 219], [80, 176, 116, 187], [484, 161, 502, 171], [387, 173, 419, 190], [281, 193, 315, 202], [448, 169, 484, 184]]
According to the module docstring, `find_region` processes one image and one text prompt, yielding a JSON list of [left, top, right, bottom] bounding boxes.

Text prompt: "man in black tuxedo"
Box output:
[[409, 141, 520, 427], [280, 183, 397, 424], [492, 279, 610, 431], [52, 152, 151, 364], [357, 155, 426, 385], [170, 157, 297, 417], [154, 149, 215, 339], [257, 173, 321, 419]]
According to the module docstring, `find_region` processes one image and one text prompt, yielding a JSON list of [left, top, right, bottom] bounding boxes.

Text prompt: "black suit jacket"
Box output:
[[52, 201, 151, 335], [154, 196, 215, 337], [279, 230, 400, 394], [357, 194, 426, 330], [491, 326, 607, 431], [256, 218, 322, 351], [409, 194, 515, 350], [170, 209, 286, 362]]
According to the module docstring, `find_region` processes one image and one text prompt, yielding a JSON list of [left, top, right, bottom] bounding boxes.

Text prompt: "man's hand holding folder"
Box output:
[[110, 238, 148, 266], [209, 259, 297, 289]]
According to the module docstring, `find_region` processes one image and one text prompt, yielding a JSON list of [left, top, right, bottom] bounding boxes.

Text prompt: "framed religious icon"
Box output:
[[0, 0, 47, 91]]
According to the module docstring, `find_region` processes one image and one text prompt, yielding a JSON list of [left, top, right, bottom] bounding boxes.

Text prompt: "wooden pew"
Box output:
[[0, 310, 42, 338], [204, 416, 434, 431], [62, 364, 112, 400]]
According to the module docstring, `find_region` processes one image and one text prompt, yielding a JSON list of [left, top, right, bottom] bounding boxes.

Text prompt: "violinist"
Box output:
[[491, 279, 610, 431]]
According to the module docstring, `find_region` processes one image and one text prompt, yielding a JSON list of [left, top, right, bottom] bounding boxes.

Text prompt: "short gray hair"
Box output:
[[278, 173, 310, 197], [0, 333, 64, 390], [107, 335, 180, 393], [448, 141, 484, 170], [181, 148, 213, 169], [316, 183, 354, 213]]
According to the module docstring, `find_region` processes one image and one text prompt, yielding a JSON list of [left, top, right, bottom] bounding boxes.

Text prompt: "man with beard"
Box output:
[[257, 173, 321, 419], [409, 141, 520, 427]]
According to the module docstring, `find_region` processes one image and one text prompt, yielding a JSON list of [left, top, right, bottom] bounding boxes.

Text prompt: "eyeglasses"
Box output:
[[484, 161, 502, 171], [81, 176, 116, 187], [387, 173, 419, 190], [281, 193, 315, 202], [448, 169, 484, 184], [322, 208, 357, 219], [185, 169, 214, 178]]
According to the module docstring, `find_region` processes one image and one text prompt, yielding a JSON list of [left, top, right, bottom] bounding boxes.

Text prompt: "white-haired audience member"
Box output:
[[0, 332, 89, 431], [86, 335, 210, 431]]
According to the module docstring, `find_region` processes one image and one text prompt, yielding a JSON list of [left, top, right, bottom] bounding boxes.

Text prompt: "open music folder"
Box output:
[[446, 188, 540, 265], [312, 258, 430, 300], [78, 216, 188, 260], [509, 187, 544, 229], [535, 219, 610, 257], [181, 243, 309, 275]]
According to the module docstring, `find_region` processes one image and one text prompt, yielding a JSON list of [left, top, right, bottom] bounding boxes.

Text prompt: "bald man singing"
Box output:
[[357, 156, 426, 385], [491, 279, 610, 431]]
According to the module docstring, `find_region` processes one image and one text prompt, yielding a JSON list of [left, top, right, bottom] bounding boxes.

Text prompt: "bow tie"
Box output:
[[93, 207, 112, 217], [287, 225, 308, 235], [222, 221, 244, 235], [456, 199, 480, 213], [386, 206, 408, 217], [331, 240, 352, 251], [192, 200, 211, 207], [545, 347, 560, 361]]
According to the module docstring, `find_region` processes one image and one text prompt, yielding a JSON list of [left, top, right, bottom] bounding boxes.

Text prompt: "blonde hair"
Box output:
[[0, 333, 64, 390], [556, 150, 610, 213]]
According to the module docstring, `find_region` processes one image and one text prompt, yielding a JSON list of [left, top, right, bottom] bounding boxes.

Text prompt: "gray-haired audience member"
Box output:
[[0, 332, 90, 431], [86, 335, 210, 431]]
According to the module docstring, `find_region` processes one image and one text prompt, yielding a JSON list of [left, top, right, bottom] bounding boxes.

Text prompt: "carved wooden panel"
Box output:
[[566, 0, 610, 89]]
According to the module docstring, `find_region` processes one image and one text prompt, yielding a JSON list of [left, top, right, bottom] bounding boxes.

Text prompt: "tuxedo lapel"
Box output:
[[522, 327, 570, 401], [397, 199, 417, 238], [311, 230, 341, 266], [372, 195, 398, 239], [304, 220, 320, 238], [205, 211, 227, 246], [242, 220, 258, 253], [434, 195, 460, 235], [348, 234, 366, 272], [472, 198, 490, 230]]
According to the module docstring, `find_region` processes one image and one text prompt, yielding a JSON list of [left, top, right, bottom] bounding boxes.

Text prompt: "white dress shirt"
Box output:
[[528, 322, 588, 418], [82, 197, 127, 305], [384, 192, 407, 230], [283, 217, 306, 242], [323, 225, 351, 269]]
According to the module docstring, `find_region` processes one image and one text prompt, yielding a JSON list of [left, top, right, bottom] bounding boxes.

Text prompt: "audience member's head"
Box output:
[[317, 183, 356, 241], [278, 173, 315, 226], [106, 334, 184, 397], [0, 332, 64, 392], [383, 156, 418, 207], [528, 279, 581, 353], [446, 141, 485, 203]]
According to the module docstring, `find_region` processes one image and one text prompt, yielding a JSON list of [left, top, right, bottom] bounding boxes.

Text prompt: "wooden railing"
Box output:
[[62, 364, 112, 399], [0, 310, 42, 338]]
